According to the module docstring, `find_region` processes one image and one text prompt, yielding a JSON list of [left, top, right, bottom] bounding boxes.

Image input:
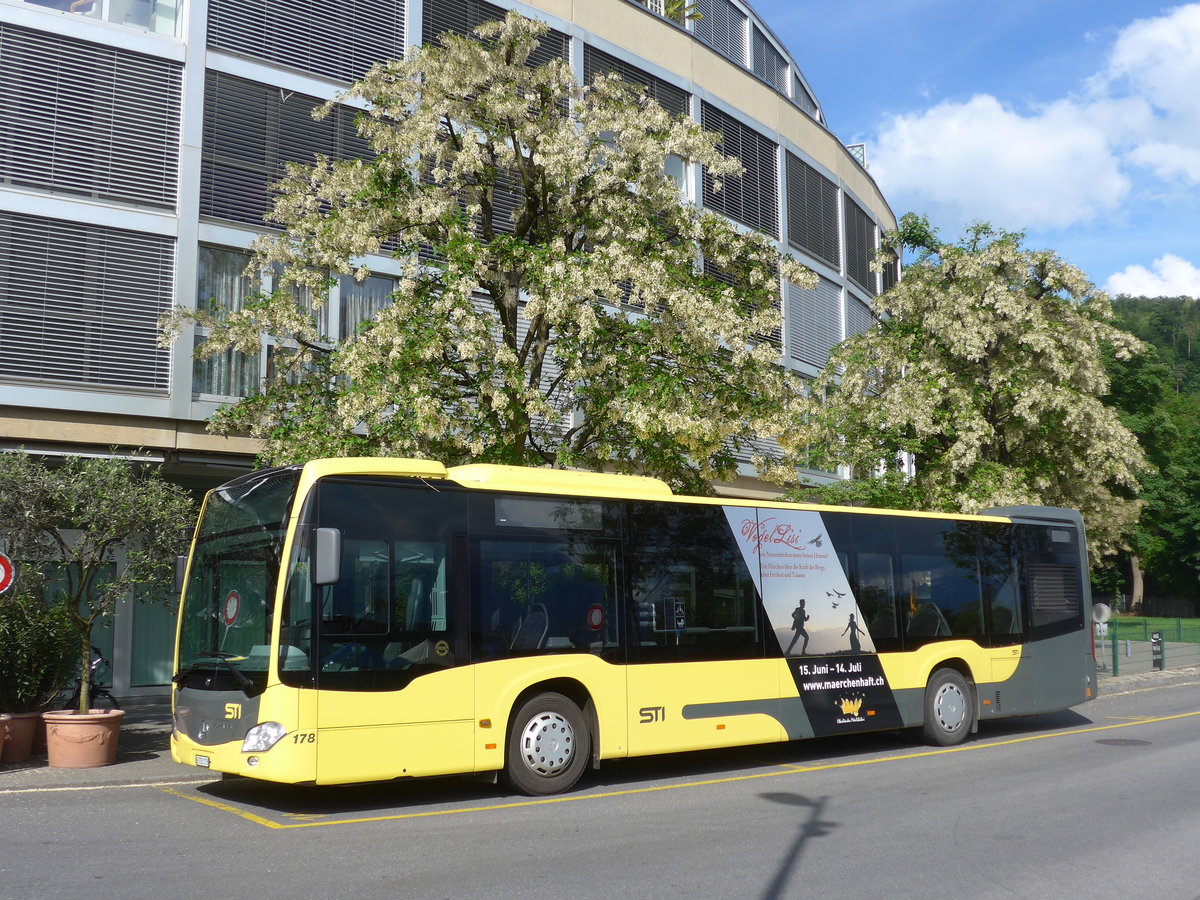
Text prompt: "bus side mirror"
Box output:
[[174, 555, 188, 594], [313, 527, 342, 586]]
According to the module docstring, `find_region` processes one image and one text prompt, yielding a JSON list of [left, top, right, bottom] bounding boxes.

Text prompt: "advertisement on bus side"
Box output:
[[723, 507, 904, 736]]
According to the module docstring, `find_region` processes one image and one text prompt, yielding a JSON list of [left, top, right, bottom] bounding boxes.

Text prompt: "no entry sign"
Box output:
[[222, 589, 241, 626], [585, 603, 606, 632], [0, 552, 14, 595]]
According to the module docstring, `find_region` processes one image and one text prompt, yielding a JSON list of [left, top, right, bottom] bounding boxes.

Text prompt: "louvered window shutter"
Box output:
[[0, 24, 181, 209], [703, 258, 781, 347], [583, 46, 689, 118], [701, 102, 779, 238], [207, 0, 405, 83], [785, 152, 839, 270], [792, 74, 818, 119], [694, 0, 748, 65], [423, 0, 568, 66], [787, 276, 841, 368], [751, 26, 787, 93], [0, 211, 173, 392], [880, 251, 900, 293], [843, 196, 877, 296], [846, 295, 874, 337], [200, 73, 367, 227]]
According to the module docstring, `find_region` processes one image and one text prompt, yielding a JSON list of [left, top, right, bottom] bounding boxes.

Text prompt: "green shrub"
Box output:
[[0, 589, 79, 713]]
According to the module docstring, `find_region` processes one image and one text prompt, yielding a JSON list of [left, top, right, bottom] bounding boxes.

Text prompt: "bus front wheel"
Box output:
[[923, 668, 974, 746], [505, 692, 591, 796]]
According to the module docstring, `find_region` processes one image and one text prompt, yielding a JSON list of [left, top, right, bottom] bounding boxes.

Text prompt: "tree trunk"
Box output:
[[78, 631, 92, 715], [1128, 553, 1145, 614]]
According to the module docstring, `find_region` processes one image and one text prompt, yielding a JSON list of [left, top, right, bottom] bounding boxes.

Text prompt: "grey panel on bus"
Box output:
[[175, 687, 262, 746], [682, 697, 813, 740]]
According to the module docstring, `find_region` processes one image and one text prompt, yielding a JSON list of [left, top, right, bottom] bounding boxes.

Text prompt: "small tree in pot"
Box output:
[[0, 581, 78, 714], [0, 452, 194, 714], [0, 574, 79, 762]]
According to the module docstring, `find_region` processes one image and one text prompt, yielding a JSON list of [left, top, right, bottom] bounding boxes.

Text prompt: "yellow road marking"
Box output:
[[160, 709, 1200, 830], [160, 787, 282, 828]]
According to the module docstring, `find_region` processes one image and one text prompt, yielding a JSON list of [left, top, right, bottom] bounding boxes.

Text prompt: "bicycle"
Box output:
[[58, 646, 121, 711]]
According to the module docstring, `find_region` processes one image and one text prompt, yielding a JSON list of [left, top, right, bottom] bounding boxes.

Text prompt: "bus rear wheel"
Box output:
[[923, 668, 973, 746], [505, 692, 590, 796]]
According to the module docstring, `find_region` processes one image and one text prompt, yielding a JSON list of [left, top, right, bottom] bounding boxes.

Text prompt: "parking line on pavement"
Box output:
[[158, 709, 1200, 830]]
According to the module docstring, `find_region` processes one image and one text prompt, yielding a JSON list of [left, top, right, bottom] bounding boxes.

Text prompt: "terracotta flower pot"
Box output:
[[0, 711, 43, 763], [41, 709, 125, 768]]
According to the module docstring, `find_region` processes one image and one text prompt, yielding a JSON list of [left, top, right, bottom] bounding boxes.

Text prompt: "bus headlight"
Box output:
[[241, 722, 287, 753]]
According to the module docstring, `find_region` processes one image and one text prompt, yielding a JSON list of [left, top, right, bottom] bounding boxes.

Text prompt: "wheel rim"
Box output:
[[518, 710, 575, 777], [933, 681, 967, 734]]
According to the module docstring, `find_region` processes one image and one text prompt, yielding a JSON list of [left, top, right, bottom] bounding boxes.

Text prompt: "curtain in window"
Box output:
[[339, 274, 395, 337], [193, 246, 260, 396]]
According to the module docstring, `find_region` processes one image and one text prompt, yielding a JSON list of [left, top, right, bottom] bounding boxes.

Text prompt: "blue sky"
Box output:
[[752, 0, 1200, 298]]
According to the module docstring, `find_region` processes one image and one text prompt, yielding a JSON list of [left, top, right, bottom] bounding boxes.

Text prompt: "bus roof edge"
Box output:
[[448, 464, 675, 499]]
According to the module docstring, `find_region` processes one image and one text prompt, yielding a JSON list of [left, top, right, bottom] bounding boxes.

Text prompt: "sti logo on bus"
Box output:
[[224, 703, 242, 720], [639, 706, 665, 724]]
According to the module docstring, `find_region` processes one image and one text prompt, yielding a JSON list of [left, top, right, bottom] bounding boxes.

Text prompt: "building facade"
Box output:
[[0, 0, 897, 692]]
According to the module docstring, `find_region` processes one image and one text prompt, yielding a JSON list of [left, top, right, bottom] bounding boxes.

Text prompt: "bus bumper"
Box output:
[[170, 728, 317, 784]]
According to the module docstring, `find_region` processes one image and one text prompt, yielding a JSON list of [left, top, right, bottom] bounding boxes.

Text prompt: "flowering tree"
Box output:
[[162, 13, 812, 494], [799, 215, 1149, 560]]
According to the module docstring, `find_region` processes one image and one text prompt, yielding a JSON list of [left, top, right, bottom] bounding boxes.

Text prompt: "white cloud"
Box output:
[[1127, 141, 1200, 183], [871, 95, 1129, 231], [871, 4, 1200, 230], [1104, 4, 1200, 124], [1098, 4, 1200, 185], [1105, 254, 1200, 298]]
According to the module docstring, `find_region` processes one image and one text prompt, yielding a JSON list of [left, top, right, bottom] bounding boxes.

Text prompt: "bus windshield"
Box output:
[[176, 467, 301, 694]]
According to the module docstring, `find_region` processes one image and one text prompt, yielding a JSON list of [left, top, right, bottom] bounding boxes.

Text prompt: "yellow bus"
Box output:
[[171, 458, 1097, 795]]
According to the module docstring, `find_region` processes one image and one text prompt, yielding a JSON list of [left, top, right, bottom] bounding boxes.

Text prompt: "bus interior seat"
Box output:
[[384, 639, 431, 665], [869, 608, 896, 639], [279, 624, 310, 646], [404, 577, 430, 631], [908, 602, 952, 637], [510, 603, 549, 651]]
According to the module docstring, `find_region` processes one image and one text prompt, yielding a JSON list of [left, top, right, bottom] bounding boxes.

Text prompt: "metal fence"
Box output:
[[1103, 618, 1200, 643], [1095, 625, 1200, 678]]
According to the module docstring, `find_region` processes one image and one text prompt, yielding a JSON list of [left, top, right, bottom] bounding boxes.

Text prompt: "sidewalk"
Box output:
[[3, 666, 1198, 792], [0, 696, 219, 792]]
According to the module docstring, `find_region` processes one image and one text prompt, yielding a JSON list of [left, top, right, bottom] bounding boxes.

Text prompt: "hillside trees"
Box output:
[[1106, 297, 1200, 606], [796, 215, 1148, 560], [160, 13, 813, 494]]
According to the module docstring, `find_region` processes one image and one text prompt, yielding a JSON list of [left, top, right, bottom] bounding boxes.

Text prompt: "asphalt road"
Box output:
[[2, 673, 1198, 900]]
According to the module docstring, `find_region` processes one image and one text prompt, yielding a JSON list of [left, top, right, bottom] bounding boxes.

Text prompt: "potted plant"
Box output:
[[0, 581, 79, 763], [0, 451, 194, 768]]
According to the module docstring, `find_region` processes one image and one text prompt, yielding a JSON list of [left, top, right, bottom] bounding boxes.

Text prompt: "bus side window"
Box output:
[[979, 523, 1023, 643], [321, 538, 389, 635], [899, 521, 986, 646], [857, 552, 899, 646], [625, 501, 762, 663], [1017, 524, 1084, 640], [837, 513, 903, 653], [311, 478, 468, 690], [474, 538, 619, 659]]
